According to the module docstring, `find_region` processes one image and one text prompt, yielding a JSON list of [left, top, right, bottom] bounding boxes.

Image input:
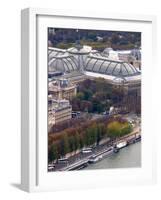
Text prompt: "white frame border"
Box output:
[[21, 8, 157, 192]]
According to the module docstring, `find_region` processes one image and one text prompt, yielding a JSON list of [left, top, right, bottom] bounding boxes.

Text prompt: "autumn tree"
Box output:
[[107, 121, 132, 140]]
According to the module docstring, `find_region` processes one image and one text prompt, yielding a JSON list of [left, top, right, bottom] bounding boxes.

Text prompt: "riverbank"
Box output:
[[82, 141, 141, 170], [49, 130, 141, 171]]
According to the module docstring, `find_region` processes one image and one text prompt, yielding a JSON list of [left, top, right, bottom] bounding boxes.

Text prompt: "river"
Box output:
[[82, 142, 141, 170]]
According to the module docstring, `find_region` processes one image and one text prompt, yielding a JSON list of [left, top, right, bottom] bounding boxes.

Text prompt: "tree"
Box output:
[[84, 124, 97, 146], [92, 99, 100, 113], [96, 124, 102, 145], [76, 92, 84, 100], [60, 133, 70, 157], [111, 33, 120, 45], [88, 31, 97, 41], [69, 136, 76, 152], [90, 124, 97, 145], [107, 121, 122, 139], [96, 123, 107, 144], [74, 132, 81, 150], [84, 89, 92, 100], [48, 143, 58, 162], [107, 121, 132, 140], [120, 124, 132, 136], [84, 129, 90, 146], [79, 135, 85, 149]]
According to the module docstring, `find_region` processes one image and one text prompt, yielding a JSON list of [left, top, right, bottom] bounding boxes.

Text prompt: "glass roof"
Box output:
[[85, 55, 140, 77], [49, 56, 78, 73], [48, 47, 141, 79]]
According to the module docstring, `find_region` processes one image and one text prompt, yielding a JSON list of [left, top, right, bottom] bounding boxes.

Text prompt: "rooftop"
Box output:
[[48, 45, 141, 83]]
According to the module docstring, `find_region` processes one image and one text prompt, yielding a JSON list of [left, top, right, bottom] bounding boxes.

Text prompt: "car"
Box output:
[[81, 147, 92, 153], [57, 158, 69, 164]]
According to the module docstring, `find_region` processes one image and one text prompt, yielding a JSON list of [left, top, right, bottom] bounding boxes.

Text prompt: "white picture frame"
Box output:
[[21, 8, 157, 192]]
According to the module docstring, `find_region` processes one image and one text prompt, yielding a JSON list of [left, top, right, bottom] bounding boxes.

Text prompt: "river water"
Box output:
[[83, 142, 141, 170]]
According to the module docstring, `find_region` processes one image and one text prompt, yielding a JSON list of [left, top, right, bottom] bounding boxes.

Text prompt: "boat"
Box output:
[[116, 141, 127, 149], [113, 141, 127, 153]]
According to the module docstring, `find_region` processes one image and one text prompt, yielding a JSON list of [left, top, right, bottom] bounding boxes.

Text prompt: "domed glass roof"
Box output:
[[85, 55, 140, 77], [49, 55, 78, 73], [48, 47, 67, 59], [48, 47, 141, 84]]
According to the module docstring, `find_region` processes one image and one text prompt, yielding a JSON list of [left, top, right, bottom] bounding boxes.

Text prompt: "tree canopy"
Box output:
[[48, 117, 132, 162], [71, 78, 119, 114], [107, 121, 132, 139]]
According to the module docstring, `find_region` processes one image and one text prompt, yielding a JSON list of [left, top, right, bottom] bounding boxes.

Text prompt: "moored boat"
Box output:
[[113, 141, 127, 153], [116, 141, 127, 149]]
